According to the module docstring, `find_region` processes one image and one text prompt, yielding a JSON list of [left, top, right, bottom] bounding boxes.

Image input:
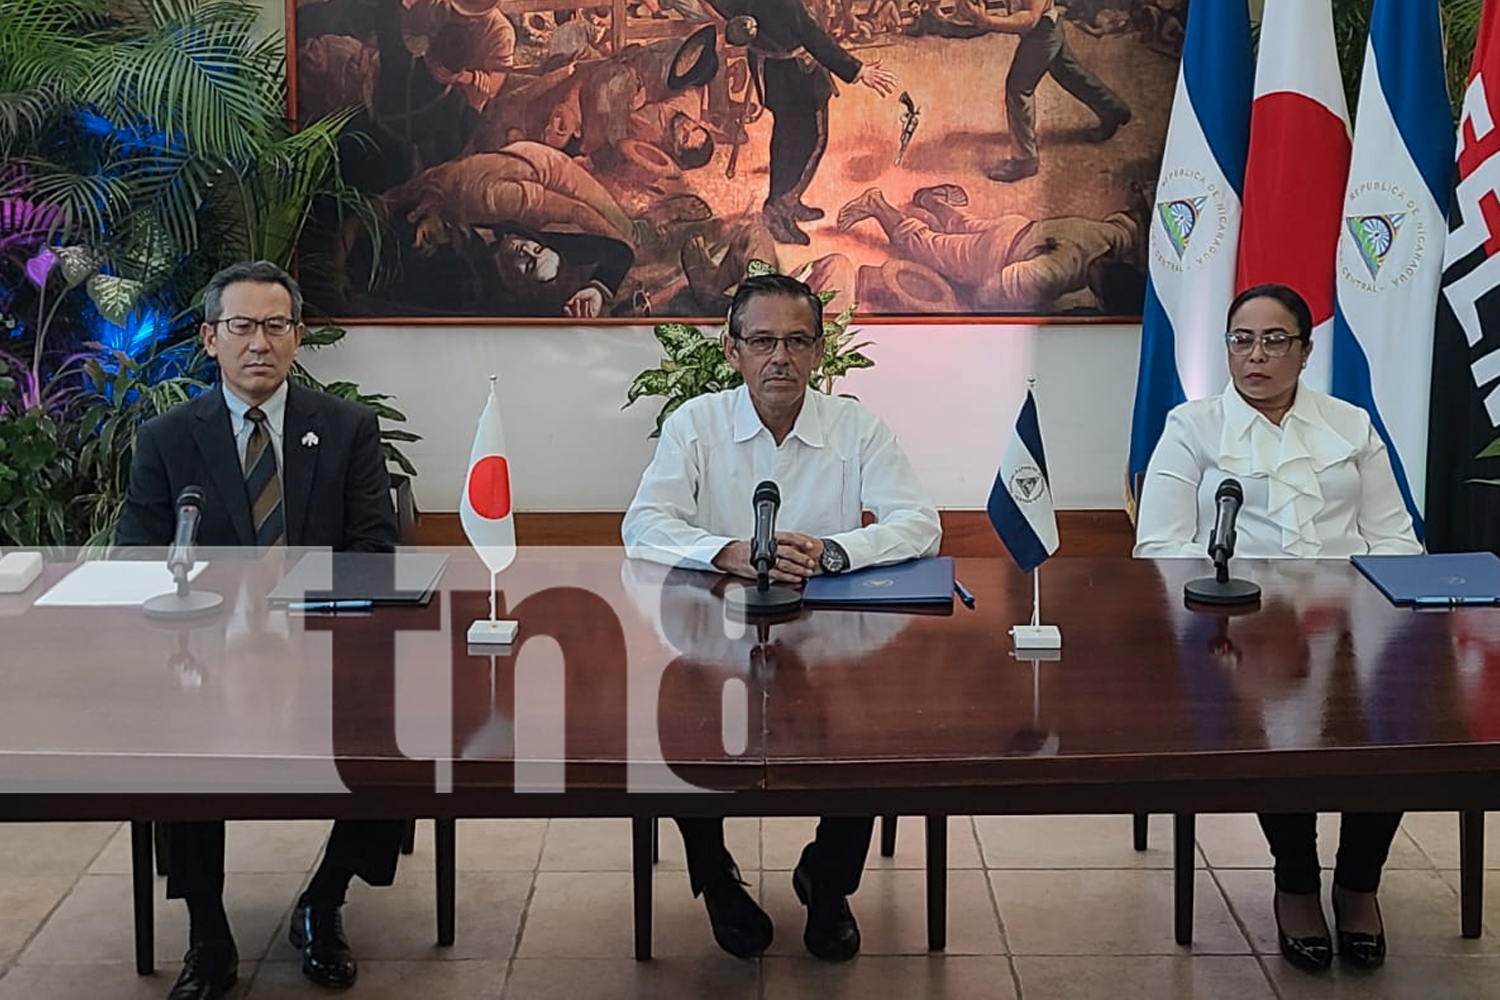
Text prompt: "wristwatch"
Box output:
[[819, 538, 849, 575]]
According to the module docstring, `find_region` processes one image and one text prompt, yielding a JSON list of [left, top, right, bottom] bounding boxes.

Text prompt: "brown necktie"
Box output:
[[244, 407, 286, 549]]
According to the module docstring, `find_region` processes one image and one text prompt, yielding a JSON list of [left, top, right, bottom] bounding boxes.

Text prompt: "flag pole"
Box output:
[[466, 373, 519, 645]]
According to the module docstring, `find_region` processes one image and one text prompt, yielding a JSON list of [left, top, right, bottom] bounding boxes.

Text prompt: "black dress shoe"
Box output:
[[1333, 885, 1387, 970], [793, 851, 860, 962], [986, 157, 1039, 183], [790, 201, 825, 222], [169, 940, 238, 1000], [289, 903, 358, 988], [1273, 891, 1333, 973], [700, 868, 774, 958], [1085, 109, 1132, 143]]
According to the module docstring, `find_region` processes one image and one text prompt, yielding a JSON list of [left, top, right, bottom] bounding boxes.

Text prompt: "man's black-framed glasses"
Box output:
[[213, 316, 299, 338], [731, 333, 824, 356]]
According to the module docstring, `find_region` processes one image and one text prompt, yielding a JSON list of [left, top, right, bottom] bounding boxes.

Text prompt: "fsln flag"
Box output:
[[1428, 0, 1500, 554], [1126, 0, 1254, 508], [1331, 0, 1452, 538], [1238, 0, 1352, 393], [989, 389, 1059, 574], [460, 377, 517, 574]]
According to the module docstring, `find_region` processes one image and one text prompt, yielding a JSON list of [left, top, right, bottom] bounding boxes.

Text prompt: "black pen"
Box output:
[[288, 599, 374, 613], [953, 580, 976, 610], [1413, 595, 1500, 607]]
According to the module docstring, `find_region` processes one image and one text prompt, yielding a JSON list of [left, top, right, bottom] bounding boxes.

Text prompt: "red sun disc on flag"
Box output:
[[467, 456, 512, 520]]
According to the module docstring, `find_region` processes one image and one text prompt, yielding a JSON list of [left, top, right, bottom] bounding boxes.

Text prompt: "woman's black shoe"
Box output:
[[1274, 891, 1333, 973], [1333, 885, 1387, 970]]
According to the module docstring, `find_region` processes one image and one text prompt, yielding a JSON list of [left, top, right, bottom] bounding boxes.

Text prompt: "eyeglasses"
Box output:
[[1225, 330, 1304, 358], [213, 316, 299, 338], [731, 333, 823, 356]]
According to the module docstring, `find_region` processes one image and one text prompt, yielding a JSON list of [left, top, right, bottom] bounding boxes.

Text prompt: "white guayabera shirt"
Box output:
[[622, 385, 941, 572]]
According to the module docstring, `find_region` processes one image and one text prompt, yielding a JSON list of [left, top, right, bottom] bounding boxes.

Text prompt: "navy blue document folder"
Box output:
[[1350, 552, 1500, 606], [803, 556, 955, 607]]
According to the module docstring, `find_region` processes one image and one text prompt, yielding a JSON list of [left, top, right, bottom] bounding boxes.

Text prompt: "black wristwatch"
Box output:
[[819, 538, 849, 575]]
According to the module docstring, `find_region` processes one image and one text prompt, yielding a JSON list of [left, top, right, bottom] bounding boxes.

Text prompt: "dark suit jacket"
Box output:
[[115, 383, 397, 552]]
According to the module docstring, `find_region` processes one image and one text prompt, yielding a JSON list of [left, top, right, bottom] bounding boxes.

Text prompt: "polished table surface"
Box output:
[[4, 549, 1500, 819]]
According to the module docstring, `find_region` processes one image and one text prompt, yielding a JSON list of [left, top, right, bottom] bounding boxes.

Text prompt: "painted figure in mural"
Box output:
[[701, 0, 898, 246], [947, 0, 1132, 183], [836, 182, 1148, 313]]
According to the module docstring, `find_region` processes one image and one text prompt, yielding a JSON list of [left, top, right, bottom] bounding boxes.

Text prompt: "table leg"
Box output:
[[130, 821, 155, 975], [1461, 810, 1484, 939], [1174, 813, 1195, 946], [632, 816, 653, 960], [435, 819, 456, 946], [926, 814, 947, 951], [881, 814, 898, 858]]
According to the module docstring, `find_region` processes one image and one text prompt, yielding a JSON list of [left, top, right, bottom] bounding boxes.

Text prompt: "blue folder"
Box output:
[[803, 556, 955, 607], [1350, 551, 1500, 606]]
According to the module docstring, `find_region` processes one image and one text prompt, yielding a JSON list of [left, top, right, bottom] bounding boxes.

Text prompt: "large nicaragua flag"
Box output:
[[460, 377, 517, 574], [1126, 0, 1253, 508], [1427, 0, 1500, 554], [989, 389, 1058, 573], [1238, 0, 1352, 393], [1330, 0, 1451, 537]]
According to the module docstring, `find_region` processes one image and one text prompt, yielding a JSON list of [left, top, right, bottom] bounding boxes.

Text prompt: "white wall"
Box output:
[[299, 321, 1143, 513]]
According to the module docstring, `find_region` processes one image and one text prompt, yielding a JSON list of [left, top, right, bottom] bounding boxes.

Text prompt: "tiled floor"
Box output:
[[3, 813, 1499, 998]]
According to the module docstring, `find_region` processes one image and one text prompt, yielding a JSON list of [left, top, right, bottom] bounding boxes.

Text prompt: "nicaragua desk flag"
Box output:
[[1331, 0, 1452, 537], [1427, 0, 1500, 554], [1126, 0, 1254, 510], [1238, 0, 1352, 393], [989, 389, 1059, 574], [460, 377, 517, 575]]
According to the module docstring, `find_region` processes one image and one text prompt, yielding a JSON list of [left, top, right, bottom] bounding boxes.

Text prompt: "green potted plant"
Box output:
[[0, 0, 415, 547], [625, 260, 876, 437]]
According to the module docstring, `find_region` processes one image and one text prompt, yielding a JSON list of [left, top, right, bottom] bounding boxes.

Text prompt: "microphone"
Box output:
[[167, 486, 206, 579], [750, 480, 780, 588], [1206, 478, 1243, 568], [144, 485, 223, 621], [725, 480, 802, 617], [1184, 477, 1260, 607]]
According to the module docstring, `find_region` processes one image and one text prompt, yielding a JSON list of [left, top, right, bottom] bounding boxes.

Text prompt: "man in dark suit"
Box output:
[[116, 261, 405, 1000]]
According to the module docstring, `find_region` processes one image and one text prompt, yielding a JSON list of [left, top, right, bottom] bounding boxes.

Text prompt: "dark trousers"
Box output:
[[1257, 812, 1403, 895], [766, 99, 829, 206], [164, 819, 407, 900], [675, 816, 874, 897], [1006, 16, 1129, 160]]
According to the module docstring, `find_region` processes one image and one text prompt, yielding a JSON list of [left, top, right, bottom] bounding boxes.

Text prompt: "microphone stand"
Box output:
[[143, 550, 224, 620], [1184, 552, 1261, 606], [726, 561, 804, 616]]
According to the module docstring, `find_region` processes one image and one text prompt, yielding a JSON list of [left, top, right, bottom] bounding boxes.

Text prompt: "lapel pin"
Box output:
[[302, 431, 319, 447]]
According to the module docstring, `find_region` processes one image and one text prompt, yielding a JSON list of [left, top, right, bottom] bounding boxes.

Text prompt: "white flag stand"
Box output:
[[1010, 565, 1061, 649], [468, 569, 518, 644]]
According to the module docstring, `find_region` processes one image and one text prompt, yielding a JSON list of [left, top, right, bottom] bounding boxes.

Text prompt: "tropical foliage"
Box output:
[[0, 0, 413, 547]]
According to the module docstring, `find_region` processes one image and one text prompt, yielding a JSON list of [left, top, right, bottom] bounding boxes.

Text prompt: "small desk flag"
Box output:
[[989, 389, 1059, 573], [460, 377, 516, 575]]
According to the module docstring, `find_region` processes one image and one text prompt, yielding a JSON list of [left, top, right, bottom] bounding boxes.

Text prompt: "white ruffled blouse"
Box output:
[[1133, 383, 1421, 559]]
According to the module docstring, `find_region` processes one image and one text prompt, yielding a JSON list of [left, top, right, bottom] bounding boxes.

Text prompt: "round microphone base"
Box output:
[[726, 584, 804, 617], [1183, 577, 1261, 606], [143, 590, 224, 621]]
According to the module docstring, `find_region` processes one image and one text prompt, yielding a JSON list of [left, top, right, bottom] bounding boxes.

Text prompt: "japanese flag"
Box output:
[[460, 378, 516, 574]]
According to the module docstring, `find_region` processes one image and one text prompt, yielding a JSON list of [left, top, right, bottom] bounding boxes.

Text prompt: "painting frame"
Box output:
[[287, 0, 1186, 324]]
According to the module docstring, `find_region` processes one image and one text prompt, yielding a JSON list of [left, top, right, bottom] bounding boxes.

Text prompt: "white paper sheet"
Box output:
[[34, 561, 210, 607]]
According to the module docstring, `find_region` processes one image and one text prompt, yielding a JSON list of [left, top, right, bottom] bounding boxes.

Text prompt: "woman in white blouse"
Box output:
[[1135, 283, 1421, 974]]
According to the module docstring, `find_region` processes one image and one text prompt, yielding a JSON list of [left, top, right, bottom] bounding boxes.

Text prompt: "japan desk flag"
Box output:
[[460, 376, 516, 576]]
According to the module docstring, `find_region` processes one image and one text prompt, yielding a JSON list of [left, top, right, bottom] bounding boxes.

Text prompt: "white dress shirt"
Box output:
[[621, 385, 942, 572], [1133, 383, 1420, 559], [222, 381, 288, 471]]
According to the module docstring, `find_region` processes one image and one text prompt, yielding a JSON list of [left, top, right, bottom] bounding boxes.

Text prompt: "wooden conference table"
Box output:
[[3, 549, 1499, 964]]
